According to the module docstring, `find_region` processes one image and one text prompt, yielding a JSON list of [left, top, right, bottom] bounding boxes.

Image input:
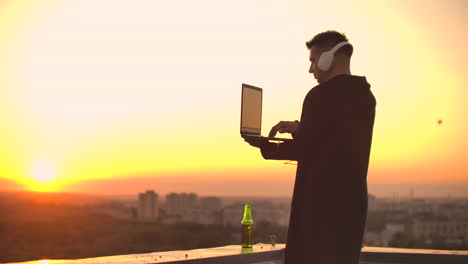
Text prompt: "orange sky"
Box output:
[[0, 0, 467, 196]]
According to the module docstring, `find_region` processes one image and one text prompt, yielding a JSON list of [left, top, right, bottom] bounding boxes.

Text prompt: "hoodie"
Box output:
[[260, 74, 376, 264]]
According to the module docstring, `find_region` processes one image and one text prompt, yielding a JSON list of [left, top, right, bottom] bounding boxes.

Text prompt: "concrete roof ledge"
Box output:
[[360, 246, 468, 264], [10, 245, 468, 264]]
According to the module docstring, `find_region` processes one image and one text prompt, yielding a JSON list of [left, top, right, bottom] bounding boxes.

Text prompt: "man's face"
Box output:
[[308, 46, 326, 84]]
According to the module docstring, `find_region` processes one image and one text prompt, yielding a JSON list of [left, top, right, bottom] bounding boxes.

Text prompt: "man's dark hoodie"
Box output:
[[260, 75, 376, 264]]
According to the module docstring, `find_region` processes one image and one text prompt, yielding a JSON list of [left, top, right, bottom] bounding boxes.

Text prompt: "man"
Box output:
[[244, 31, 376, 264]]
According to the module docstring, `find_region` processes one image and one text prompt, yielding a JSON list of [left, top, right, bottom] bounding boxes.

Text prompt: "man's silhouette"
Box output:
[[244, 31, 376, 264]]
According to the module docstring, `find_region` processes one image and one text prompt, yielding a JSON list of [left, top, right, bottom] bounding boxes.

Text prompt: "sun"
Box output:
[[31, 160, 58, 182], [29, 160, 60, 192]]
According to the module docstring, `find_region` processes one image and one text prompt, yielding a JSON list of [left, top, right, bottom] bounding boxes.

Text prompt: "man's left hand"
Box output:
[[243, 137, 263, 148]]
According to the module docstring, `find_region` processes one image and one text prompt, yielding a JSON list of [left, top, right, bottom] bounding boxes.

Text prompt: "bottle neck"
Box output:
[[241, 203, 254, 224]]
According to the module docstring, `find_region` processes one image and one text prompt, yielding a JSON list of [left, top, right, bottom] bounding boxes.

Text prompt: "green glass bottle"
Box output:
[[241, 203, 254, 249]]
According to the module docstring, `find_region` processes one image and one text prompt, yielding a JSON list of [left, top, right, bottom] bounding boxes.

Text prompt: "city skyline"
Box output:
[[1, 187, 466, 262], [0, 0, 467, 195]]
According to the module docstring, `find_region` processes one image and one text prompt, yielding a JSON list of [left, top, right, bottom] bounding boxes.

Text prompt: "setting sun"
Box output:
[[27, 160, 60, 192], [31, 160, 57, 182]]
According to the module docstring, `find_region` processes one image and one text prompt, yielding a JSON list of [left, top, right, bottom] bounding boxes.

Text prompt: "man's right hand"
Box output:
[[269, 121, 300, 137]]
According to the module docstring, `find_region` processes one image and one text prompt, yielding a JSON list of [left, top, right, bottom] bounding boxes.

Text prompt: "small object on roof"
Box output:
[[270, 234, 277, 246], [437, 119, 443, 125]]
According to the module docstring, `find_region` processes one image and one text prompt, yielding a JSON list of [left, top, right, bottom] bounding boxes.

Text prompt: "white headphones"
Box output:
[[316, 41, 351, 72]]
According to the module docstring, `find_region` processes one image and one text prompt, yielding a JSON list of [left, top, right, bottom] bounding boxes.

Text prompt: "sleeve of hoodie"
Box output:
[[260, 88, 331, 161], [259, 136, 299, 161]]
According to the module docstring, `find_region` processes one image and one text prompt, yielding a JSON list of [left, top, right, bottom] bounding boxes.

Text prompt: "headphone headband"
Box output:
[[329, 41, 350, 54]]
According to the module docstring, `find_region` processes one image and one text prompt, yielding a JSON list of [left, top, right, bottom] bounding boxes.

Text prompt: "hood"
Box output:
[[326, 74, 370, 91], [315, 74, 376, 108]]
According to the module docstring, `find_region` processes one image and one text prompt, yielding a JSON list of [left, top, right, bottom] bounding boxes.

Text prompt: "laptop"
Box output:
[[240, 83, 292, 142]]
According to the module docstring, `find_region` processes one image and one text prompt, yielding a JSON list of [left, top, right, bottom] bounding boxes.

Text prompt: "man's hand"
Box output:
[[269, 121, 300, 137]]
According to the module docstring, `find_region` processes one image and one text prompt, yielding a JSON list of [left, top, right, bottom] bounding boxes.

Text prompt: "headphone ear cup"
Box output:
[[317, 51, 333, 71]]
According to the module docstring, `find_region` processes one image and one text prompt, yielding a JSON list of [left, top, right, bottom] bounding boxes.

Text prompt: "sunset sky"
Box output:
[[0, 0, 466, 197]]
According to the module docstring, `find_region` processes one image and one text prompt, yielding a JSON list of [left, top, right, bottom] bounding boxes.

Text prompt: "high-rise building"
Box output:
[[200, 197, 222, 212], [138, 190, 159, 221], [199, 196, 223, 225], [165, 192, 198, 216]]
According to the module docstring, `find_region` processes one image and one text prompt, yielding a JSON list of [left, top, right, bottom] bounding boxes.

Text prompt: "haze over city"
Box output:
[[0, 0, 467, 197]]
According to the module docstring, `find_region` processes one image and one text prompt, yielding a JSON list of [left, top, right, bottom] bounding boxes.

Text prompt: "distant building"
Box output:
[[200, 197, 222, 212], [368, 194, 378, 211], [222, 204, 242, 226], [138, 190, 159, 221], [199, 197, 223, 225], [412, 220, 468, 242], [164, 192, 199, 222], [381, 223, 407, 246], [97, 201, 136, 220]]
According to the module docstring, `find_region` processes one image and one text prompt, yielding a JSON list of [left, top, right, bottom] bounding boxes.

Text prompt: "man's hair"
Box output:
[[306, 30, 353, 57]]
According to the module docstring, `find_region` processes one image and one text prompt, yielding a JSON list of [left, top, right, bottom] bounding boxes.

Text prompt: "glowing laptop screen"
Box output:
[[241, 84, 262, 135]]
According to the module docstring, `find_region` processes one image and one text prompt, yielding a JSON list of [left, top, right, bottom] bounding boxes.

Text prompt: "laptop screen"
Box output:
[[241, 84, 262, 135]]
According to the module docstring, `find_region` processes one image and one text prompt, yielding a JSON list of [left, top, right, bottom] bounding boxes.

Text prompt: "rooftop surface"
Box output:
[[7, 244, 468, 264]]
